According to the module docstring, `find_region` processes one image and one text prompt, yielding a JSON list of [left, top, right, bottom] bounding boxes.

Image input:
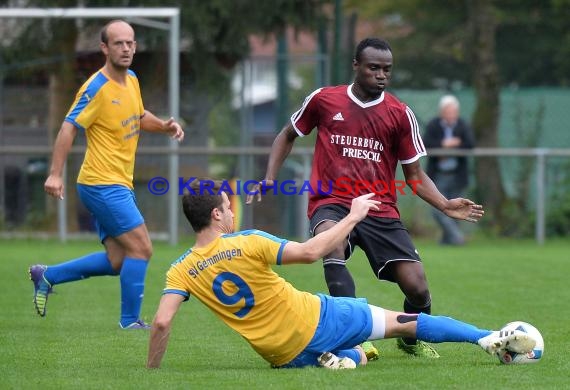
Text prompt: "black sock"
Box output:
[[402, 298, 431, 345], [324, 264, 356, 297]]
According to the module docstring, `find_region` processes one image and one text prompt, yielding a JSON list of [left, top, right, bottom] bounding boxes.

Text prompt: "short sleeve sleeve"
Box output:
[[163, 267, 190, 301], [290, 88, 322, 137], [246, 230, 288, 266], [65, 88, 100, 131], [398, 106, 427, 164]]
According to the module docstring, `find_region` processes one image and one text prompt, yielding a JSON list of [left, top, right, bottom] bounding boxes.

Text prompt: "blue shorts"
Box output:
[[280, 294, 373, 368], [77, 184, 144, 242]]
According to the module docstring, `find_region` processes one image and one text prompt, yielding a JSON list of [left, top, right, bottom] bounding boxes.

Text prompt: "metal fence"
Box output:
[[1, 145, 569, 244]]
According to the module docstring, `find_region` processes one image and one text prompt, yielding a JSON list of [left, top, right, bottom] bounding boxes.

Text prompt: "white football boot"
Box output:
[[317, 352, 357, 369], [478, 329, 536, 355]]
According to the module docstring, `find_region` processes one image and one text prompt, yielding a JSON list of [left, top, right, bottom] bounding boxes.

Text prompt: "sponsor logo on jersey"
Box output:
[[332, 112, 344, 121]]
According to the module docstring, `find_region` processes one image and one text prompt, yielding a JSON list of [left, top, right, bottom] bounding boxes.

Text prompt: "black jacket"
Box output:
[[423, 117, 475, 189]]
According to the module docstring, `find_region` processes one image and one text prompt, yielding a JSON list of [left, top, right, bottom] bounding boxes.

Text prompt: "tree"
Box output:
[[2, 0, 85, 229], [344, 0, 570, 232], [495, 0, 570, 86], [2, 0, 326, 129], [141, 0, 325, 91], [344, 0, 505, 228], [465, 0, 505, 229], [1, 0, 327, 230]]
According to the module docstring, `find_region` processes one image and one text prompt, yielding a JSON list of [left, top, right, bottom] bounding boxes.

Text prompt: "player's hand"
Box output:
[[44, 175, 64, 200], [442, 137, 461, 148], [245, 179, 275, 204], [349, 193, 381, 221], [164, 117, 184, 142], [443, 198, 484, 222]]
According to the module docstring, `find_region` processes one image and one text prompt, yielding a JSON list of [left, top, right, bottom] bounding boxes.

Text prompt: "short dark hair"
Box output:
[[182, 179, 225, 232], [354, 38, 392, 62], [100, 19, 130, 44]]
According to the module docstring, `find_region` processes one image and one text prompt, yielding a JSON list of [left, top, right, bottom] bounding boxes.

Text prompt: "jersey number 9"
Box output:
[[212, 272, 255, 318]]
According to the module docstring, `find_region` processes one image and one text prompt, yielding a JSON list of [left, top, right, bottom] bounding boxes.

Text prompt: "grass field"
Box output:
[[1, 237, 568, 389]]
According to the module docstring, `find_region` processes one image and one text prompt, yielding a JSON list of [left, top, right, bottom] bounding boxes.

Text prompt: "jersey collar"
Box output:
[[347, 84, 385, 108]]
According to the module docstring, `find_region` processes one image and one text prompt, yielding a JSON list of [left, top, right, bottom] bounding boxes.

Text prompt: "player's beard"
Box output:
[[354, 77, 385, 101], [365, 82, 385, 98], [357, 85, 382, 101], [110, 56, 133, 72]]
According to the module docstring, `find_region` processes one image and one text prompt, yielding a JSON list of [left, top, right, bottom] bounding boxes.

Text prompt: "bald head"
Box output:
[[101, 20, 134, 45], [99, 20, 137, 72]]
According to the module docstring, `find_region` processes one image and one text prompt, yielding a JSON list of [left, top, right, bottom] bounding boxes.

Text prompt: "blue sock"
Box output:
[[44, 252, 118, 285], [119, 257, 149, 327], [416, 312, 492, 344]]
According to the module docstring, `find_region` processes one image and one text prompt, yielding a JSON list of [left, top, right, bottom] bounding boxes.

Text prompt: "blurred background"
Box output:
[[1, 0, 569, 243]]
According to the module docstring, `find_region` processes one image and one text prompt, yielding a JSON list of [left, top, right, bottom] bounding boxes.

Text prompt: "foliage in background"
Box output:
[[343, 0, 570, 236], [547, 158, 570, 236], [1, 0, 328, 121], [496, 0, 570, 87], [0, 0, 329, 232], [500, 99, 544, 237], [140, 0, 327, 93], [345, 0, 570, 89], [2, 1, 570, 239], [344, 0, 505, 231], [207, 94, 241, 177]]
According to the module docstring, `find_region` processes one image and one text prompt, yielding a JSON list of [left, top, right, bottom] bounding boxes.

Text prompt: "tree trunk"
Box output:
[[466, 0, 506, 231]]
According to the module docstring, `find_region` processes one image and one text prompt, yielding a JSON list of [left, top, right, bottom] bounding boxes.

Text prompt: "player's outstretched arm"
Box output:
[[147, 293, 185, 369], [281, 194, 380, 264], [402, 161, 484, 223], [140, 110, 184, 142], [442, 198, 484, 223], [246, 123, 298, 204], [44, 122, 78, 200]]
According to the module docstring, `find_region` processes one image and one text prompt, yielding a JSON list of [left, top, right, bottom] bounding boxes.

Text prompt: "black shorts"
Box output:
[[309, 203, 421, 282]]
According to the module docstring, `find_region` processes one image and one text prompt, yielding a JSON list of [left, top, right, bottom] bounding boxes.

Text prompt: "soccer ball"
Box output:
[[497, 321, 544, 364]]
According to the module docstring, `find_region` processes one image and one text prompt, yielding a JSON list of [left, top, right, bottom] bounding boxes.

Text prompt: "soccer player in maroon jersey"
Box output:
[[247, 38, 484, 358]]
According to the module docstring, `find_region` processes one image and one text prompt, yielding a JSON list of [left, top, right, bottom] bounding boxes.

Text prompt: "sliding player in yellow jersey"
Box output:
[[147, 180, 535, 369]]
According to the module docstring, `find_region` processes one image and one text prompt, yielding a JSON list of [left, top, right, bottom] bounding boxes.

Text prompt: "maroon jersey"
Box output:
[[291, 85, 426, 219]]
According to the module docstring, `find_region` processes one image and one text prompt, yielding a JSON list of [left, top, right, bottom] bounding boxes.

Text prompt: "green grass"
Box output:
[[1, 237, 568, 389]]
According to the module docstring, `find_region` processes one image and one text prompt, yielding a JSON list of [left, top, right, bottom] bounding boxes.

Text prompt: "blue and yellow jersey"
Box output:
[[65, 68, 144, 189], [164, 230, 321, 367]]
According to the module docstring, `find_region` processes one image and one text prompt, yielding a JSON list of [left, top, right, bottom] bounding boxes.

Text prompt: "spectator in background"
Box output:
[[424, 95, 475, 246]]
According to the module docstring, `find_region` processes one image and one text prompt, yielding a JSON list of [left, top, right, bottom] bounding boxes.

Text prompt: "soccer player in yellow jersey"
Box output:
[[147, 180, 535, 369], [28, 20, 184, 329]]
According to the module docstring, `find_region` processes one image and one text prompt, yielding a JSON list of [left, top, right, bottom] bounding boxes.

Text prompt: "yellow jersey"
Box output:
[[164, 230, 321, 366], [65, 68, 144, 189]]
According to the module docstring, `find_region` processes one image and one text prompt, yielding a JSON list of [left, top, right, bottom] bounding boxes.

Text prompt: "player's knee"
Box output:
[[131, 238, 153, 260], [326, 279, 356, 297], [400, 275, 430, 299], [406, 289, 431, 307], [324, 263, 355, 296], [152, 315, 170, 331], [140, 244, 153, 260], [327, 280, 345, 291]]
